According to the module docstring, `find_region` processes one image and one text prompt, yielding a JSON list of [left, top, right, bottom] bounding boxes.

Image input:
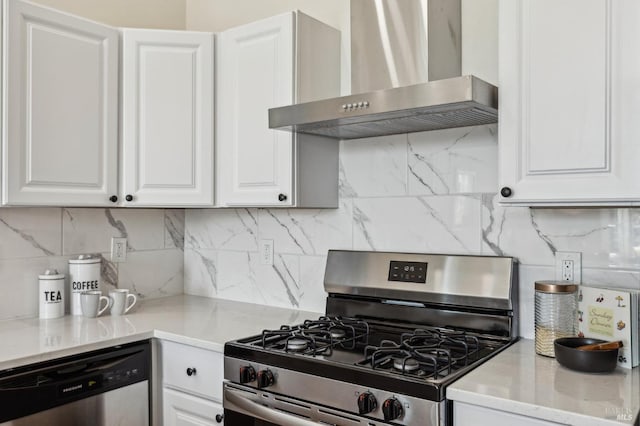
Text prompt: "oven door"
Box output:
[[224, 383, 391, 426]]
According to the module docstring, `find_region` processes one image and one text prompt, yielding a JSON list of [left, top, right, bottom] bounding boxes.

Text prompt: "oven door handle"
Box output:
[[224, 387, 324, 426]]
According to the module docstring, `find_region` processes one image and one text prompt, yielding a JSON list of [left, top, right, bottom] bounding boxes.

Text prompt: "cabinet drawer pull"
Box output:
[[186, 367, 197, 376], [278, 193, 287, 202], [215, 414, 223, 423], [109, 195, 118, 203], [125, 194, 134, 202]]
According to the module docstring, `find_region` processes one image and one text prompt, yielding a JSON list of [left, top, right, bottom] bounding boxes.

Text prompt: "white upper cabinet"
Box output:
[[1, 2, 336, 208], [2, 0, 214, 207], [499, 0, 640, 206], [3, 0, 119, 206], [216, 12, 293, 207], [120, 29, 214, 207], [216, 12, 340, 207]]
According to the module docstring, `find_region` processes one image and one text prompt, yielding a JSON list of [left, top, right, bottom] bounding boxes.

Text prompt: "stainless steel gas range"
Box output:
[[223, 250, 519, 425]]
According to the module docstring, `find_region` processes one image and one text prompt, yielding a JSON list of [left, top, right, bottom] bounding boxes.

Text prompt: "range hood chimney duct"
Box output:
[[269, 0, 498, 140], [350, 0, 461, 93]]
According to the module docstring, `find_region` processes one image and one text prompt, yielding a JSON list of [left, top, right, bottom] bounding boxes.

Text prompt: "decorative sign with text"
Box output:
[[587, 306, 614, 336], [578, 286, 638, 369]]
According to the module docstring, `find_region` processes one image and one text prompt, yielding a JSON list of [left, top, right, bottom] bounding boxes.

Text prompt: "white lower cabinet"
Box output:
[[454, 402, 564, 426], [159, 340, 224, 425], [163, 388, 223, 426]]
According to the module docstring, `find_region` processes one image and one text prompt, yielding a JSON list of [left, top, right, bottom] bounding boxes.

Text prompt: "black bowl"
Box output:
[[554, 337, 618, 373]]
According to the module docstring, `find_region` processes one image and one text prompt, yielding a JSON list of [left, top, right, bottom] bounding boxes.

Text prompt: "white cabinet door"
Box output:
[[216, 12, 295, 206], [499, 0, 640, 206], [163, 388, 223, 426], [3, 0, 118, 206], [454, 402, 564, 426], [121, 29, 214, 207]]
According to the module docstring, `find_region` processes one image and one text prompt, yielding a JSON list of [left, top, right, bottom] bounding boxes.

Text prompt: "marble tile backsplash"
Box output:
[[0, 208, 184, 321], [184, 124, 640, 338], [5, 123, 640, 337]]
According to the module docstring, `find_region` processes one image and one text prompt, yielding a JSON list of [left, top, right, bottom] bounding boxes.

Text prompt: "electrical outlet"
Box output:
[[562, 260, 574, 281], [111, 237, 127, 262], [260, 239, 274, 265], [555, 251, 581, 283]]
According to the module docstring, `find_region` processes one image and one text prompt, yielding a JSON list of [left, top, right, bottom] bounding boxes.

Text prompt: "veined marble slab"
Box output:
[[408, 124, 498, 195], [0, 208, 61, 259], [62, 208, 168, 254], [448, 340, 640, 426]]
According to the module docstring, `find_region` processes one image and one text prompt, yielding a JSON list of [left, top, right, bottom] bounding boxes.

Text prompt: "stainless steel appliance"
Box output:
[[223, 250, 518, 425], [269, 0, 498, 139], [0, 341, 150, 425]]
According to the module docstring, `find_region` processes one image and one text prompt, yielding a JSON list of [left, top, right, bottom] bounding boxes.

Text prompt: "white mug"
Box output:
[[80, 291, 109, 318], [108, 289, 137, 316]]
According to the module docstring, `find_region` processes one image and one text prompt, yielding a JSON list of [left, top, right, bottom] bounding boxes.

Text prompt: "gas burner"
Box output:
[[361, 338, 457, 379], [398, 328, 482, 367], [259, 329, 329, 355], [299, 316, 370, 350], [330, 328, 346, 339], [286, 338, 309, 352], [401, 329, 442, 348], [393, 356, 420, 372], [259, 318, 370, 356]]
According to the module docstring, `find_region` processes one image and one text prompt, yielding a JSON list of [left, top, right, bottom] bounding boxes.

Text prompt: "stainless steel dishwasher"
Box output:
[[0, 341, 150, 425]]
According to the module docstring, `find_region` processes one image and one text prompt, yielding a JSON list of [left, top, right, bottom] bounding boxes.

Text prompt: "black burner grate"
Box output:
[[254, 318, 499, 382], [259, 316, 370, 356], [359, 328, 482, 379]]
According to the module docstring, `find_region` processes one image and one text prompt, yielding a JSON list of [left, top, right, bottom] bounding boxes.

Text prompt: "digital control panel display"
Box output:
[[388, 261, 427, 283]]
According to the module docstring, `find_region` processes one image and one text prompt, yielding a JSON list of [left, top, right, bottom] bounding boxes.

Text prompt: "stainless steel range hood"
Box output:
[[269, 0, 498, 140], [269, 76, 497, 140]]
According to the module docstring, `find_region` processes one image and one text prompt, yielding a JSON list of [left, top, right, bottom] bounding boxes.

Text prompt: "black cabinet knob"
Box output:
[[382, 398, 403, 421], [215, 414, 223, 423], [500, 186, 513, 198], [186, 367, 197, 376], [256, 369, 275, 388], [278, 193, 287, 202], [239, 366, 256, 384], [109, 195, 118, 203], [357, 392, 377, 415], [125, 194, 134, 202]]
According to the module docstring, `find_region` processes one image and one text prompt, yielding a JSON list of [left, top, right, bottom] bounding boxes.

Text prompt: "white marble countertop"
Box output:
[[448, 339, 640, 425], [4, 298, 639, 426], [0, 295, 320, 371]]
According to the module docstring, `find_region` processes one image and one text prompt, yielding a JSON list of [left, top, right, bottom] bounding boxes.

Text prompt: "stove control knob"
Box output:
[[239, 366, 256, 384], [357, 392, 377, 415], [256, 369, 275, 388], [382, 398, 403, 421]]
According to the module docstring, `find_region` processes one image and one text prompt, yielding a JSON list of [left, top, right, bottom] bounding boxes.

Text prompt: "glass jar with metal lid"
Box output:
[[535, 280, 578, 357]]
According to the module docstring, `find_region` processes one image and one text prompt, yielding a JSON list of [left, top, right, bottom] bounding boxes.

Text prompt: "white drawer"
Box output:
[[163, 387, 224, 425], [160, 340, 224, 402]]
